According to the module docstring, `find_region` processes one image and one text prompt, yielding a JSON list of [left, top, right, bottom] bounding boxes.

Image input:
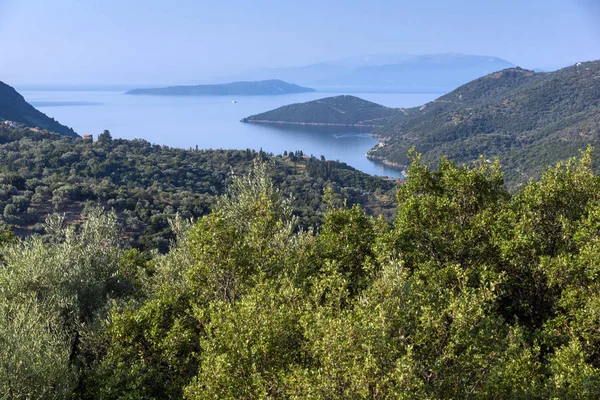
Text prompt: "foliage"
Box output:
[[0, 126, 396, 251], [5, 152, 600, 398], [0, 207, 127, 399]]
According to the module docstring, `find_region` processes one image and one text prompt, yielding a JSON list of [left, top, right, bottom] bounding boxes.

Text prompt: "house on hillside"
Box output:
[[2, 120, 16, 128], [82, 134, 93, 142]]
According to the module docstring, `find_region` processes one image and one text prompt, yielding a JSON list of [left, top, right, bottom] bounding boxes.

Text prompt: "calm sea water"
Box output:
[[20, 90, 442, 178]]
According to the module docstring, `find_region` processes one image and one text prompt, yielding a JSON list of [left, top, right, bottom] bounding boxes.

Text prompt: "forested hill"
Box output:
[[242, 95, 400, 127], [0, 81, 78, 137], [368, 61, 600, 186], [126, 79, 315, 96], [0, 125, 396, 252]]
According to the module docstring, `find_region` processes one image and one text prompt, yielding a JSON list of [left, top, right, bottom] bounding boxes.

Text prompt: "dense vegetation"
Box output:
[[242, 95, 400, 127], [0, 125, 396, 252], [4, 150, 600, 398], [126, 79, 314, 96], [0, 81, 78, 137]]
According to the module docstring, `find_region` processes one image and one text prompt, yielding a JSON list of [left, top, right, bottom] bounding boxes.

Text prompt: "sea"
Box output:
[[18, 89, 443, 178]]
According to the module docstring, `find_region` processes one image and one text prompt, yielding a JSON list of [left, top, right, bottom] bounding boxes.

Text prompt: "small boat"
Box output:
[[232, 100, 238, 104]]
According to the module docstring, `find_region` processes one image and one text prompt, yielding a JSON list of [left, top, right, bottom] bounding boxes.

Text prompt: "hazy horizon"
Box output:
[[1, 0, 600, 85]]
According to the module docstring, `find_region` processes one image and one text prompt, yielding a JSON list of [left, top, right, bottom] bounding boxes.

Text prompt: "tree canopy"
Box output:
[[3, 150, 600, 398]]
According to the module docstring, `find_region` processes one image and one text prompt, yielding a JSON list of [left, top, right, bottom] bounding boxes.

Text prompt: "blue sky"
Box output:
[[0, 0, 599, 84]]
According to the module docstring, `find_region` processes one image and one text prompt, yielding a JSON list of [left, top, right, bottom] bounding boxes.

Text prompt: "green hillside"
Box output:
[[0, 125, 396, 252], [368, 61, 600, 186], [0, 81, 78, 137], [242, 95, 400, 127], [126, 79, 314, 96]]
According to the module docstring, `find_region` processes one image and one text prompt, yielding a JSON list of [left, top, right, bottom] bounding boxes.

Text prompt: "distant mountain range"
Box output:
[[231, 53, 516, 92], [244, 60, 600, 186], [126, 79, 314, 96], [242, 95, 399, 127], [0, 81, 77, 137], [320, 54, 515, 91], [325, 53, 417, 69]]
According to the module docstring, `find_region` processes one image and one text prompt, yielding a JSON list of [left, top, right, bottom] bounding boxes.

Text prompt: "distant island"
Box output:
[[126, 79, 315, 96], [0, 81, 78, 137], [241, 95, 399, 127]]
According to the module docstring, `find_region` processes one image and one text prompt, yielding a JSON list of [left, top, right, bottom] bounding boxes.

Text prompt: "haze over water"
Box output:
[[20, 90, 442, 178]]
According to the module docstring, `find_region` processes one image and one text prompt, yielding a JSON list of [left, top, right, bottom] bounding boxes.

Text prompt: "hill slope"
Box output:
[[126, 79, 315, 96], [0, 81, 77, 137], [242, 95, 400, 127], [368, 61, 600, 185]]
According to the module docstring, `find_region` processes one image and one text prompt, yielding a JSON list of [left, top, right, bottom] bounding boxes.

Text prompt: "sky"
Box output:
[[0, 0, 599, 85]]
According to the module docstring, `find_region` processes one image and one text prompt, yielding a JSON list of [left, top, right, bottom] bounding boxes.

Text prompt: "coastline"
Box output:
[[366, 135, 408, 176], [241, 119, 387, 128], [367, 153, 406, 175]]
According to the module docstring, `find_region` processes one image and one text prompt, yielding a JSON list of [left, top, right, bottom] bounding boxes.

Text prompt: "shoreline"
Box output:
[[366, 153, 406, 172], [366, 135, 408, 175], [241, 119, 387, 128]]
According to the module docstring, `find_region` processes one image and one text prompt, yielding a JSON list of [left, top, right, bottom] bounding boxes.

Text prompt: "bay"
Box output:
[[20, 90, 442, 178]]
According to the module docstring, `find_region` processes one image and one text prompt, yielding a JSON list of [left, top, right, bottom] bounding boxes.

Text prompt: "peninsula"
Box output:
[[241, 95, 400, 127]]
